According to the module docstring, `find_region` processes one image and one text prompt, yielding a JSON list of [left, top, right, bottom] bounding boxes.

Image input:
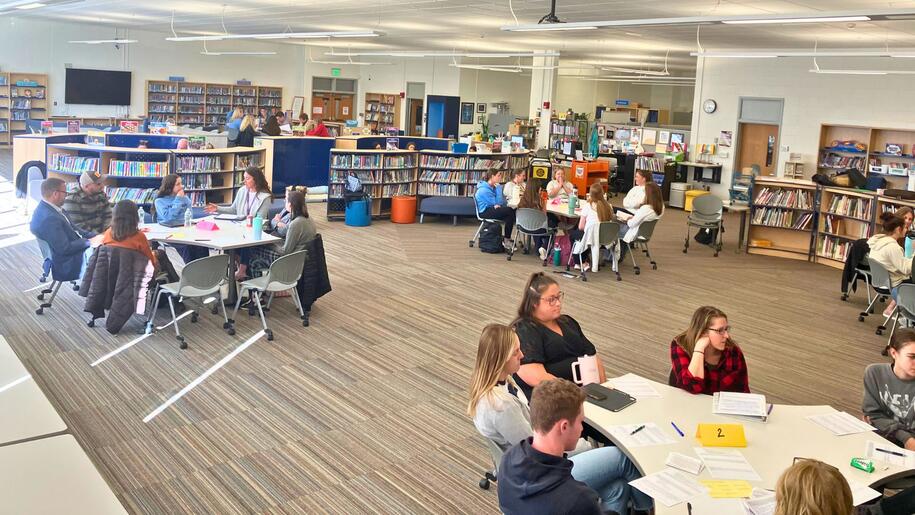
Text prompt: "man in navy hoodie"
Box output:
[[497, 378, 611, 515]]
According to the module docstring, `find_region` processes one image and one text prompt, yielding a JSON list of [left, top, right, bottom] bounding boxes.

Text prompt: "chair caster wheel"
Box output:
[[479, 478, 490, 490], [265, 330, 274, 341], [877, 328, 885, 335], [35, 308, 43, 315], [581, 276, 588, 282], [223, 321, 231, 329], [190, 314, 198, 323], [87, 319, 95, 327], [634, 269, 641, 275], [682, 249, 688, 254], [652, 264, 657, 270], [211, 306, 218, 315], [841, 294, 848, 301], [468, 241, 474, 247], [506, 255, 512, 261], [177, 336, 187, 349], [858, 315, 865, 322], [37, 294, 44, 301], [616, 275, 622, 282], [226, 328, 235, 336]]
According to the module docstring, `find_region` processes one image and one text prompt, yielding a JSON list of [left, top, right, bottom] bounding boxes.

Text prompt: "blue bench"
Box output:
[[419, 196, 477, 225]]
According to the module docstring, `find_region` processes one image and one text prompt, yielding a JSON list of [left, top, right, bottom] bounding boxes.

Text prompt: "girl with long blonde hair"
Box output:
[[467, 322, 650, 514]]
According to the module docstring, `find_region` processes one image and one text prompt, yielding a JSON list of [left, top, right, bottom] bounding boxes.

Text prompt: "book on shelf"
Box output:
[[182, 174, 213, 189], [49, 155, 99, 173], [754, 187, 813, 210], [819, 152, 865, 171], [383, 170, 414, 183], [188, 191, 207, 207], [822, 215, 870, 239], [108, 160, 167, 177], [384, 155, 416, 168], [382, 184, 414, 197], [419, 170, 483, 184], [105, 187, 157, 205], [827, 195, 871, 219], [176, 155, 221, 172], [236, 153, 263, 170], [422, 155, 469, 169], [819, 235, 852, 261], [752, 207, 813, 230], [351, 155, 383, 168], [418, 183, 460, 196], [330, 170, 380, 184]]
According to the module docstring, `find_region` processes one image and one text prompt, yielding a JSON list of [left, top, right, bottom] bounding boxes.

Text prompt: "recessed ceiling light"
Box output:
[[15, 2, 45, 9], [69, 39, 137, 44]]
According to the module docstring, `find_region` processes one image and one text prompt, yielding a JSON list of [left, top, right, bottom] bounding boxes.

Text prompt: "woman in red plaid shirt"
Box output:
[[669, 306, 750, 395]]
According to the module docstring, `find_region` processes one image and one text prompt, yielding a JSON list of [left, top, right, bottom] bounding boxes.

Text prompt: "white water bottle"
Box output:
[[137, 206, 145, 227], [184, 207, 192, 227]]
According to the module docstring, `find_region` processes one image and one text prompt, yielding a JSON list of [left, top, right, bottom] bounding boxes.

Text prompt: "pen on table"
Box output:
[[671, 421, 685, 437], [630, 424, 646, 436], [687, 502, 692, 515], [165, 234, 173, 240], [875, 447, 905, 457], [767, 403, 774, 415], [194, 239, 211, 241]]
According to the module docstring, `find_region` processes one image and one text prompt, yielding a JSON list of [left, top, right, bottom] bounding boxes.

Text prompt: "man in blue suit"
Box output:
[[30, 178, 103, 281]]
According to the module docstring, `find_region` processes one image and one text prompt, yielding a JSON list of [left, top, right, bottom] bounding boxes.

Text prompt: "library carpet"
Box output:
[[0, 148, 888, 513]]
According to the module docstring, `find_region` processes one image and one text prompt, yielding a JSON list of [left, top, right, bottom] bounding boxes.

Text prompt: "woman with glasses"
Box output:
[[669, 306, 750, 395], [512, 272, 607, 402]]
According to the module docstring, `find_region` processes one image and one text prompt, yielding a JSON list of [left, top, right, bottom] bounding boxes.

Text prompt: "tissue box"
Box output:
[[196, 220, 219, 231]]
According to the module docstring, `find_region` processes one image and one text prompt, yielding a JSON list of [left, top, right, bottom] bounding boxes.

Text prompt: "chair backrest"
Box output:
[[515, 208, 548, 233], [866, 257, 894, 291], [27, 166, 45, 204], [896, 284, 915, 320], [692, 195, 723, 217], [177, 254, 229, 296], [35, 237, 52, 261], [635, 219, 658, 242], [264, 250, 308, 290], [597, 220, 621, 246]]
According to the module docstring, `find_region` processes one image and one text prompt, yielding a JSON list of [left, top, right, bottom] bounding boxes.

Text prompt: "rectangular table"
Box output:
[[0, 335, 67, 447], [143, 216, 280, 303], [0, 435, 126, 514], [584, 375, 912, 514], [545, 200, 581, 219]]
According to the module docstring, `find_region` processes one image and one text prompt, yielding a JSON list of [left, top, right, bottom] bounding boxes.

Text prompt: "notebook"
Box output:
[[583, 383, 636, 412], [214, 214, 245, 221], [713, 392, 769, 422]]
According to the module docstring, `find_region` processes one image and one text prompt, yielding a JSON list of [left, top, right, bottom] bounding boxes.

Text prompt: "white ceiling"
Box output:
[[9, 0, 915, 74]]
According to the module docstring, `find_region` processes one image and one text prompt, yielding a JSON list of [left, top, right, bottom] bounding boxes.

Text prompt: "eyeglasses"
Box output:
[[542, 292, 564, 306], [708, 326, 731, 334]]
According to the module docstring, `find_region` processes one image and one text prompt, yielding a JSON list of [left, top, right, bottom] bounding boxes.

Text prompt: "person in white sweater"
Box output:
[[467, 323, 650, 515], [503, 170, 526, 209], [617, 181, 663, 257], [621, 169, 651, 214], [868, 212, 914, 318]]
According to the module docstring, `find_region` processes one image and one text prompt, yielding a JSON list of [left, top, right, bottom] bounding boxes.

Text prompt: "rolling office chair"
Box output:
[[628, 219, 659, 275], [511, 208, 556, 265], [228, 250, 309, 341], [34, 238, 78, 315], [683, 195, 724, 257], [863, 258, 896, 336]]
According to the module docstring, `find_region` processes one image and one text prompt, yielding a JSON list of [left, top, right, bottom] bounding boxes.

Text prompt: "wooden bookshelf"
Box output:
[[5, 72, 48, 143], [146, 80, 283, 125], [173, 148, 249, 207], [747, 177, 817, 261], [549, 119, 589, 152], [818, 123, 915, 189], [417, 150, 528, 199], [363, 93, 401, 132], [327, 149, 418, 220], [814, 187, 875, 269]]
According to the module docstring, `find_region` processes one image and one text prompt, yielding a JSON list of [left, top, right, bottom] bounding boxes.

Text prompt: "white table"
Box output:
[[0, 435, 126, 514], [584, 375, 913, 514], [0, 336, 67, 446], [143, 217, 280, 303], [546, 200, 581, 219]]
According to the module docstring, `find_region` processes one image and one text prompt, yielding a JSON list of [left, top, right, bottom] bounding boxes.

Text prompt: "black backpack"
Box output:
[[694, 228, 718, 245], [479, 221, 504, 253]]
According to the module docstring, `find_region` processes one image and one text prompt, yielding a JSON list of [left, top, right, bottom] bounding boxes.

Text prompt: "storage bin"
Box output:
[[345, 199, 371, 227], [390, 196, 417, 224], [669, 182, 689, 209], [684, 189, 711, 212]]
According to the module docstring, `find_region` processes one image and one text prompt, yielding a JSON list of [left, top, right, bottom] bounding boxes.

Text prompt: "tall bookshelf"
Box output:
[[0, 73, 9, 145], [146, 80, 283, 124], [815, 187, 874, 268], [364, 93, 401, 132], [747, 177, 817, 261], [418, 151, 528, 198], [173, 148, 242, 208], [549, 119, 589, 153], [327, 149, 418, 220], [7, 73, 48, 141]]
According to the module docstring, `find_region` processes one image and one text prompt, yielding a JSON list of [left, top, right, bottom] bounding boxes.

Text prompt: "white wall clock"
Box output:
[[703, 99, 717, 114]]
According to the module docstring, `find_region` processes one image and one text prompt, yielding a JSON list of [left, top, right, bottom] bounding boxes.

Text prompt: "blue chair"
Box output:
[[345, 199, 371, 227]]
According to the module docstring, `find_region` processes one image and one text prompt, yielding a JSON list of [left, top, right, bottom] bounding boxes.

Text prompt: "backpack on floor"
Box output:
[[479, 222, 504, 253], [694, 228, 718, 245]]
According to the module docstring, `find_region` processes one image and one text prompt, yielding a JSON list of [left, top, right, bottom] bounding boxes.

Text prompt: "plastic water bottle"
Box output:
[[184, 207, 192, 227], [137, 206, 145, 227], [568, 188, 578, 215], [907, 236, 914, 258], [252, 216, 263, 240], [553, 242, 561, 266]]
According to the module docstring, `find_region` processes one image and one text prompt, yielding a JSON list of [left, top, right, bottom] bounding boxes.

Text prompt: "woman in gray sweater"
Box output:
[[237, 190, 316, 280], [863, 328, 915, 451], [467, 323, 650, 515]]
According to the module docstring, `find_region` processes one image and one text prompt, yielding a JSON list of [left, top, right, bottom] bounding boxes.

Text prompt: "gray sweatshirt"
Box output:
[[862, 363, 915, 446]]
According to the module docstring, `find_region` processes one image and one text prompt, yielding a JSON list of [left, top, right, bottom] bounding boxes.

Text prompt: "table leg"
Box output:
[[737, 211, 748, 253], [225, 249, 239, 305]]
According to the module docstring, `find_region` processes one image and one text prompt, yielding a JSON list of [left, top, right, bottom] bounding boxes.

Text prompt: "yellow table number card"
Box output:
[[696, 423, 747, 447], [700, 480, 753, 498]]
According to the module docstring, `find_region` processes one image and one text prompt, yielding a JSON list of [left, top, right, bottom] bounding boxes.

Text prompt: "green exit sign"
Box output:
[[331, 68, 341, 77]]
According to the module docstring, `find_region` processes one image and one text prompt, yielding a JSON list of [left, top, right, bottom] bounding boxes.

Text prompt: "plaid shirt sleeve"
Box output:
[[670, 340, 705, 394]]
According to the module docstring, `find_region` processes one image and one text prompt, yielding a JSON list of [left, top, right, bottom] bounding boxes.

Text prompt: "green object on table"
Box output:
[[568, 195, 577, 215]]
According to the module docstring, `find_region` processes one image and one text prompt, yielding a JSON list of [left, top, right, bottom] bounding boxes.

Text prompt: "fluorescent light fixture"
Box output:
[[311, 60, 393, 66], [449, 64, 522, 73], [323, 50, 560, 58], [168, 31, 380, 42], [809, 69, 887, 75], [15, 2, 44, 8], [601, 66, 669, 76], [69, 39, 137, 44], [722, 16, 870, 24], [693, 52, 778, 58], [586, 75, 694, 80], [201, 51, 277, 56], [501, 8, 915, 31]]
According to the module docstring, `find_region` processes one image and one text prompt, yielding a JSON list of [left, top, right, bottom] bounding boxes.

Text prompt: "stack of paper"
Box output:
[[694, 448, 761, 481], [743, 489, 776, 515], [665, 452, 703, 475], [806, 411, 876, 436], [629, 468, 706, 507], [713, 392, 769, 421], [607, 423, 677, 448], [608, 374, 661, 399]]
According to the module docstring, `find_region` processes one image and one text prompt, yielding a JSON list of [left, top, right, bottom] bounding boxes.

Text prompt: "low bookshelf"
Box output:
[[819, 123, 915, 190], [4, 72, 48, 144], [327, 149, 418, 220], [814, 187, 875, 269], [46, 143, 171, 207], [418, 150, 529, 199], [747, 177, 817, 261], [173, 148, 261, 208]]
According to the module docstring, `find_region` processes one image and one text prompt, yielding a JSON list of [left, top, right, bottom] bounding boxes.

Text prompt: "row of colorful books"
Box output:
[[50, 155, 99, 173], [752, 208, 813, 230], [329, 170, 380, 183], [827, 195, 871, 219], [106, 187, 157, 204], [818, 236, 852, 262], [108, 160, 167, 177], [382, 184, 415, 197], [383, 170, 415, 183], [175, 156, 222, 173], [418, 183, 460, 196], [419, 170, 485, 184], [754, 187, 814, 210], [821, 215, 871, 238]]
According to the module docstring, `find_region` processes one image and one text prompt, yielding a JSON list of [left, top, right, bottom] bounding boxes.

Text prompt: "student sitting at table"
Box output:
[[546, 167, 573, 200], [204, 166, 272, 223], [503, 169, 526, 209], [518, 185, 556, 261], [774, 459, 853, 515], [469, 324, 650, 515], [669, 305, 750, 395], [513, 272, 611, 446], [620, 169, 651, 214], [101, 199, 158, 269], [862, 328, 915, 451], [237, 190, 316, 280], [474, 169, 515, 247], [154, 175, 191, 225], [566, 183, 614, 270], [616, 181, 663, 259], [868, 212, 913, 317]]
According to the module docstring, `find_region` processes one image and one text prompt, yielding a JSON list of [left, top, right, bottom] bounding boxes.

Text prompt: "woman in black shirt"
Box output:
[[512, 272, 607, 401]]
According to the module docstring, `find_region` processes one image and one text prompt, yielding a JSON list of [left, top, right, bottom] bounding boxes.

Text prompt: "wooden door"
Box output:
[[736, 122, 779, 176], [408, 99, 423, 136], [311, 94, 330, 120], [337, 94, 354, 121]]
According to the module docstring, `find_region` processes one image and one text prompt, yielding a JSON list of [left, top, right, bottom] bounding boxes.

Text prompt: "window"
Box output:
[[312, 77, 356, 94]]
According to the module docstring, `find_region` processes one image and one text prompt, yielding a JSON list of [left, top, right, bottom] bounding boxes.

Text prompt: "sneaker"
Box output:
[[573, 264, 581, 270], [538, 247, 547, 260]]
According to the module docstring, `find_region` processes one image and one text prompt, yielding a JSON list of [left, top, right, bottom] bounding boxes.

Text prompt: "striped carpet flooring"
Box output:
[[0, 148, 889, 513]]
